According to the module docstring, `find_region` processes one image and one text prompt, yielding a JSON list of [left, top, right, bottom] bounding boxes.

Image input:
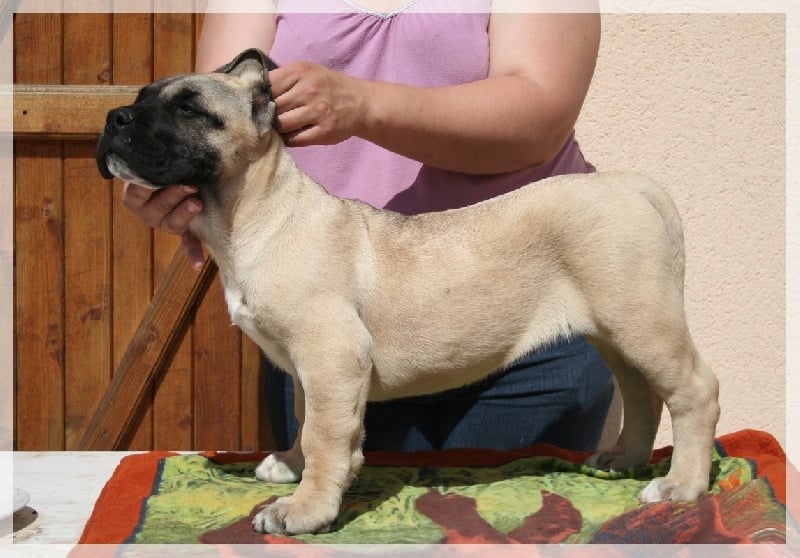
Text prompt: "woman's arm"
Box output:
[[195, 10, 277, 72], [270, 12, 600, 174]]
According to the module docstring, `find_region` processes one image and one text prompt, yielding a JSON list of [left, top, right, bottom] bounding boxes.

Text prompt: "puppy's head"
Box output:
[[96, 48, 278, 189]]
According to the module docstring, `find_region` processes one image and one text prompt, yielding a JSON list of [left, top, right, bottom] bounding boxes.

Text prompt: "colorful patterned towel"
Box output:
[[78, 430, 796, 546]]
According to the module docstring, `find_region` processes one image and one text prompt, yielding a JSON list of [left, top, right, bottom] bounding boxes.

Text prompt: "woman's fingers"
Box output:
[[121, 183, 202, 235], [181, 230, 206, 270]]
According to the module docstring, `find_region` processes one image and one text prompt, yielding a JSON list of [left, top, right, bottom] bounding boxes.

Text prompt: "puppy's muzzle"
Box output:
[[96, 106, 169, 188], [96, 107, 135, 179]]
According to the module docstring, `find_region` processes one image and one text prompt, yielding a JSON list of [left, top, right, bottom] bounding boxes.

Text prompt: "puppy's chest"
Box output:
[[223, 284, 295, 375]]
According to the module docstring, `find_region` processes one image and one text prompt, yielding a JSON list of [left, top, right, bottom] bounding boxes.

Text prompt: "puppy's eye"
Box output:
[[177, 103, 202, 117]]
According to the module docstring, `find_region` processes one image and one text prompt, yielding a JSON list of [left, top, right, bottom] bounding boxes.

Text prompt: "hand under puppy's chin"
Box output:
[[120, 180, 161, 191]]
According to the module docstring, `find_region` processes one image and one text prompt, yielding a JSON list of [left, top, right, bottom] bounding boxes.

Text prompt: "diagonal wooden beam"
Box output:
[[78, 250, 217, 450]]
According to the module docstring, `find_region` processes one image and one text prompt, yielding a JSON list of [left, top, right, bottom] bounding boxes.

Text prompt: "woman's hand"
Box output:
[[120, 183, 206, 269], [268, 62, 367, 147]]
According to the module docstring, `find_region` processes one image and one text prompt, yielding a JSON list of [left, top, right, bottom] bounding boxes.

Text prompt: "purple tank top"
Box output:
[[270, 0, 595, 214]]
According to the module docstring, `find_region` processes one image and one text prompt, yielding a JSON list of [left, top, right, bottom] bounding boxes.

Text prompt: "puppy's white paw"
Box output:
[[252, 495, 336, 535], [639, 476, 703, 503], [255, 452, 303, 484]]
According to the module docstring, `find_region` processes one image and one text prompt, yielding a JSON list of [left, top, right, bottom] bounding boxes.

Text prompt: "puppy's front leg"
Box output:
[[253, 332, 372, 535]]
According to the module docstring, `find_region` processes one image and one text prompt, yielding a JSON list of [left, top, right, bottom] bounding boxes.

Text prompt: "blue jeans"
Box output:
[[265, 336, 614, 452]]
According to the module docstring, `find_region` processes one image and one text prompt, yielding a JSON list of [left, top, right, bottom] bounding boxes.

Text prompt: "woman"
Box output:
[[122, 0, 614, 452]]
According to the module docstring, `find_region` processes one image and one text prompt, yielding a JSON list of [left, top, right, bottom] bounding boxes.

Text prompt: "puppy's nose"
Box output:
[[108, 107, 134, 130]]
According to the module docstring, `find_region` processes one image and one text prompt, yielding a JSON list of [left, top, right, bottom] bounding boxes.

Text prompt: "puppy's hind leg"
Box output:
[[605, 315, 720, 502], [638, 347, 719, 502], [586, 339, 663, 472]]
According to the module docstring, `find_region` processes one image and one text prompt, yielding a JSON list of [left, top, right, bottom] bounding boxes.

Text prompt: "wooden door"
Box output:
[[13, 10, 273, 451]]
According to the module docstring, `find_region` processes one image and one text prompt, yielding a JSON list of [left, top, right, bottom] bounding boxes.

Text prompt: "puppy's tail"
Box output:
[[635, 175, 687, 290]]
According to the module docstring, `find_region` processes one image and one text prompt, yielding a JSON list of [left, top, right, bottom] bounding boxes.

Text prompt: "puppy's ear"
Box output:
[[215, 48, 279, 78], [217, 49, 279, 137], [252, 84, 277, 138]]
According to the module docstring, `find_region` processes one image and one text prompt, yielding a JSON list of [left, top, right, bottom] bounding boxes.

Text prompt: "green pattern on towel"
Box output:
[[129, 446, 787, 544]]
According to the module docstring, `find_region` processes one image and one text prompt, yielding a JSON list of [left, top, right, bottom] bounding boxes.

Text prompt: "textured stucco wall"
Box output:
[[576, 14, 786, 448]]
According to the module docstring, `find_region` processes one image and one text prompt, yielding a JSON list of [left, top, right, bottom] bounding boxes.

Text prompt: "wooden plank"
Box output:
[[153, 10, 195, 81], [152, 8, 197, 450], [63, 11, 113, 450], [13, 13, 63, 84], [63, 144, 113, 450], [241, 336, 274, 451], [193, 278, 242, 450], [111, 11, 153, 86], [78, 253, 216, 450], [112, 11, 157, 451], [13, 85, 139, 140], [15, 141, 66, 450], [14, 13, 65, 450], [64, 8, 113, 85]]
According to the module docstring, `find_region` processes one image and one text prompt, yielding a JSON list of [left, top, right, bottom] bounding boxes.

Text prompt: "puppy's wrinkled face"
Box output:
[[96, 49, 277, 189]]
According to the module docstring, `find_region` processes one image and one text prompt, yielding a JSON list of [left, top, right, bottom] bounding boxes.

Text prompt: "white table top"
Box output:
[[2, 452, 143, 557]]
